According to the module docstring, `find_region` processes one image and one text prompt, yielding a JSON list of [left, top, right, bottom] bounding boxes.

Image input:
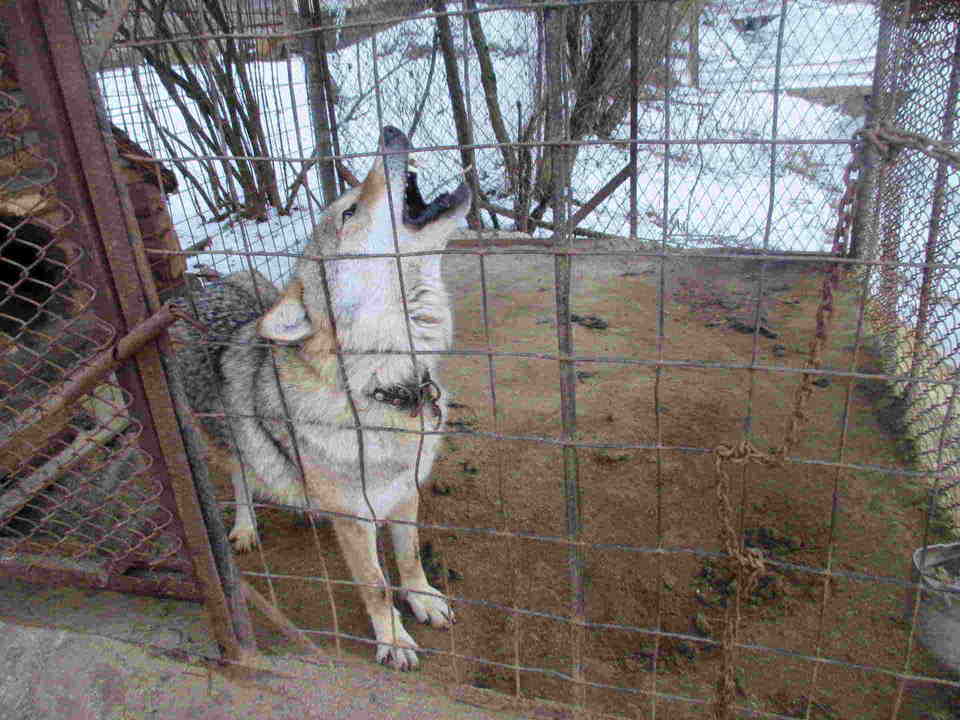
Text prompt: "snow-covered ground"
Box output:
[[98, 0, 877, 284]]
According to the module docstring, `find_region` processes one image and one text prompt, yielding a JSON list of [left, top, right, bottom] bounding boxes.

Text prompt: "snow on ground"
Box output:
[[97, 0, 877, 285]]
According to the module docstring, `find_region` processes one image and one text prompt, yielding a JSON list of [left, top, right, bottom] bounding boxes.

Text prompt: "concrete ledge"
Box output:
[[0, 579, 522, 720]]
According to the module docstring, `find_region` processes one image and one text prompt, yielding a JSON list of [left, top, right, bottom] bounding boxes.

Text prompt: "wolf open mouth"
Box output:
[[380, 125, 470, 230], [402, 168, 470, 229]]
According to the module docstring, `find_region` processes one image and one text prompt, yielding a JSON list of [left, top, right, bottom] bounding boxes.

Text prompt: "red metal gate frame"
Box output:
[[0, 0, 255, 662]]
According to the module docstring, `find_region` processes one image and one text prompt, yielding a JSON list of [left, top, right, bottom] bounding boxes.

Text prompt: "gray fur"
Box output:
[[169, 127, 471, 670]]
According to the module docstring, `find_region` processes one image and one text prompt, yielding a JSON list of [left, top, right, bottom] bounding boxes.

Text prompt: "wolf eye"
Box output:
[[342, 204, 357, 222]]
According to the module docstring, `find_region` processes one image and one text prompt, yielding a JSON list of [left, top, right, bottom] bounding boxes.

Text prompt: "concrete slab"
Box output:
[[0, 579, 521, 720]]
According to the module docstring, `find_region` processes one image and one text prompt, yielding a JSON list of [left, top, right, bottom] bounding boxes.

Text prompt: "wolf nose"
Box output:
[[381, 126, 408, 147]]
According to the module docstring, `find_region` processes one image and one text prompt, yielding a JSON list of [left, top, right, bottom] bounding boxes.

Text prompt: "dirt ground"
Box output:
[[224, 249, 957, 719]]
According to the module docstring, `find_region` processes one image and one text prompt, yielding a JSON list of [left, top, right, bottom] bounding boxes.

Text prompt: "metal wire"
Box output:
[[0, 26, 209, 605], [8, 0, 960, 717]]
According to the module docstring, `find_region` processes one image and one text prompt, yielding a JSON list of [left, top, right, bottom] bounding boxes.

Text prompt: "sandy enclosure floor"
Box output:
[[225, 249, 954, 719]]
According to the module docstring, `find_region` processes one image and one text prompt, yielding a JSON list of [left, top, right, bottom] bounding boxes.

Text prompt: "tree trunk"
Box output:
[[298, 0, 338, 206], [433, 0, 480, 228], [464, 0, 517, 189]]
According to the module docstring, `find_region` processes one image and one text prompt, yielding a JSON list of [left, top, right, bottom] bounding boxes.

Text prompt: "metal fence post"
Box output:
[[849, 0, 901, 261], [906, 28, 960, 399], [543, 3, 586, 710]]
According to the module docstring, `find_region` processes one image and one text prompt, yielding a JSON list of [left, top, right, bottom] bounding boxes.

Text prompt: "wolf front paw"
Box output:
[[375, 622, 420, 671], [404, 585, 455, 628], [229, 524, 258, 553]]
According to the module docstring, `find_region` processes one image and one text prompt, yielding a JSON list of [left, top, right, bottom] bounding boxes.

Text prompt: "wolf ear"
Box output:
[[258, 279, 313, 342]]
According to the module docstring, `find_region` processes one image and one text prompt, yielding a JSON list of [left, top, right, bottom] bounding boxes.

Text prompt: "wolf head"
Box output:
[[259, 126, 471, 346]]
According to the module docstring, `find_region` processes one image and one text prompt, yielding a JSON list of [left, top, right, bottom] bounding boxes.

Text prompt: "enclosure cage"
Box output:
[[1, 0, 959, 717]]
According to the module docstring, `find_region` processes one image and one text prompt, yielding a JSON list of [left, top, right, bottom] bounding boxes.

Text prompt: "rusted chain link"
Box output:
[[710, 120, 949, 717], [776, 151, 861, 461], [776, 121, 953, 463], [711, 127, 869, 719], [712, 440, 776, 719]]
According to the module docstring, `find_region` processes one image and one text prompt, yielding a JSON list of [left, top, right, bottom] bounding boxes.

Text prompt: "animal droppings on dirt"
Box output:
[[744, 526, 802, 555], [418, 541, 460, 588], [431, 482, 452, 496], [654, 638, 702, 670], [727, 314, 779, 338], [225, 254, 940, 719], [570, 313, 609, 330], [692, 611, 713, 638], [576, 371, 595, 381], [697, 527, 809, 611], [594, 451, 630, 466], [812, 376, 831, 387], [471, 670, 495, 689], [771, 693, 839, 719], [623, 649, 656, 673], [460, 461, 478, 475]]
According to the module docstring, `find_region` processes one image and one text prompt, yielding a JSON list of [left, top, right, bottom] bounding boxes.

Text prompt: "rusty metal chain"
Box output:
[[710, 131, 866, 719], [776, 148, 862, 462], [860, 122, 960, 169], [775, 120, 957, 465], [712, 441, 775, 719]]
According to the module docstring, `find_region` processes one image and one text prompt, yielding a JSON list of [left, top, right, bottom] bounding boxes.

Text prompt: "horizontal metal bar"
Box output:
[[0, 304, 179, 476], [290, 622, 960, 700], [146, 244, 960, 274], [0, 550, 202, 601], [188, 404, 947, 479], [109, 0, 708, 51], [240, 537, 929, 615], [167, 342, 956, 391], [109, 136, 864, 167]]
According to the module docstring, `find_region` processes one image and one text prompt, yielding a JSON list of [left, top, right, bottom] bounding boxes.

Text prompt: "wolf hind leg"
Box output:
[[390, 492, 454, 628], [333, 516, 419, 670], [228, 466, 259, 552]]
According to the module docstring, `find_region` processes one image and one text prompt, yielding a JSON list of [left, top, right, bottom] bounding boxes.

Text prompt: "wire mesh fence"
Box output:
[[88, 0, 876, 284], [6, 0, 960, 717], [0, 2, 255, 661], [865, 0, 960, 533], [0, 75, 196, 597]]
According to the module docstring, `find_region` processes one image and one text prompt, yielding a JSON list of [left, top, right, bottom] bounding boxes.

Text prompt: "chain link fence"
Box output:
[[0, 2, 254, 660], [0, 83, 193, 597], [864, 0, 960, 532], [88, 0, 876, 283], [10, 0, 960, 718]]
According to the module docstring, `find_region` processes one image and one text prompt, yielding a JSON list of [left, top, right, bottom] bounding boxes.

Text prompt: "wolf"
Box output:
[[170, 126, 471, 670]]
